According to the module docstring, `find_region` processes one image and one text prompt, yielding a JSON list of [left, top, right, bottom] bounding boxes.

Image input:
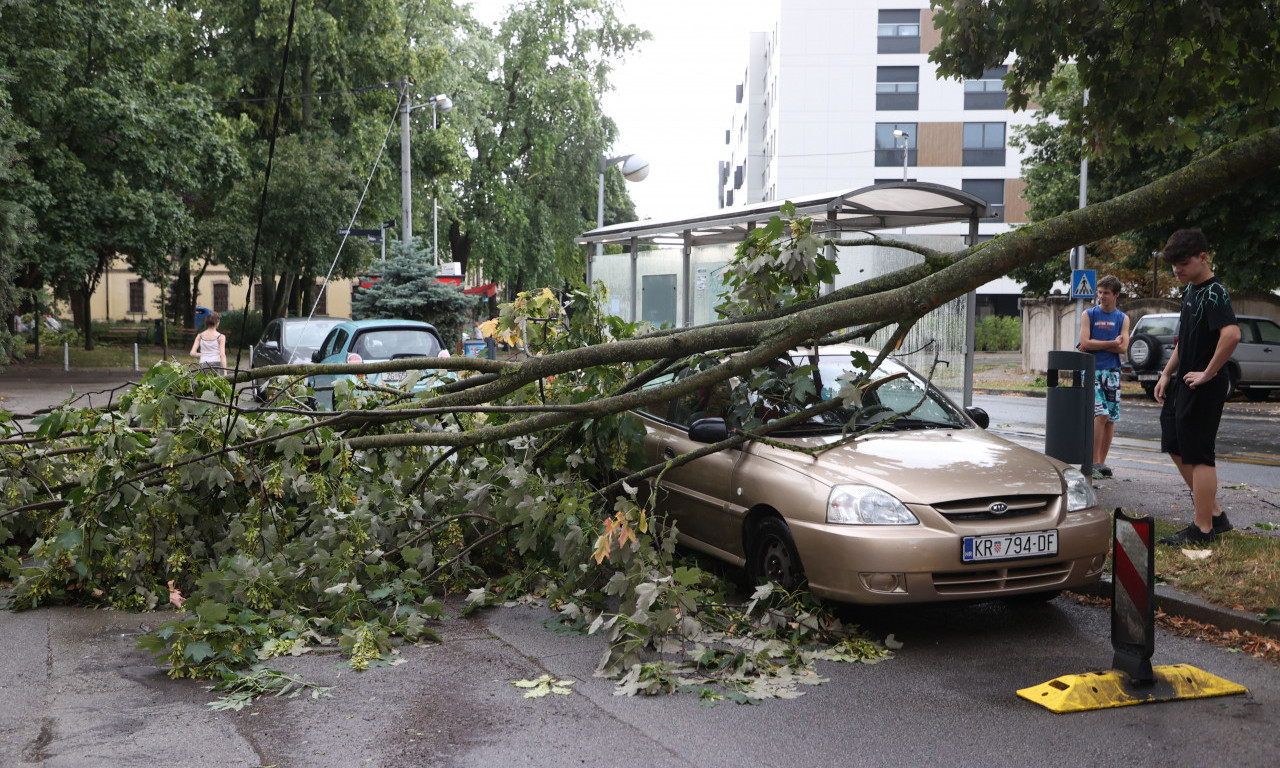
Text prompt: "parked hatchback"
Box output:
[[634, 345, 1109, 605], [1123, 313, 1280, 401], [309, 319, 447, 409], [251, 316, 346, 399]]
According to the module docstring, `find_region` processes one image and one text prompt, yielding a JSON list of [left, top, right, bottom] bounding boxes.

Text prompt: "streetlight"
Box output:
[[596, 153, 649, 260], [893, 129, 910, 182], [399, 77, 454, 264]]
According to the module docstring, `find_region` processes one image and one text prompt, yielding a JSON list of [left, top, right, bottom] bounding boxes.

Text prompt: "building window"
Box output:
[[964, 66, 1009, 110], [877, 10, 921, 54], [875, 123, 916, 167], [963, 122, 1006, 166], [128, 280, 145, 314], [876, 66, 919, 110], [962, 179, 1005, 223], [313, 283, 328, 315], [212, 283, 229, 313], [253, 283, 263, 311]]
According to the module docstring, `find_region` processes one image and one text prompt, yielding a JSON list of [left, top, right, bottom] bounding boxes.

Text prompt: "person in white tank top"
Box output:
[[189, 311, 227, 372]]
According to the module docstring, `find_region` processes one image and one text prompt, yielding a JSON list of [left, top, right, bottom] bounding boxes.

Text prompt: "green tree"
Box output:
[[447, 0, 648, 292], [0, 0, 237, 348], [349, 240, 477, 350], [0, 73, 33, 364], [1011, 73, 1280, 297], [931, 1, 1280, 152]]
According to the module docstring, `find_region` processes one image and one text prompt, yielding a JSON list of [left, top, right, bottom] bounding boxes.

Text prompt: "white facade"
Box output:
[[721, 0, 1037, 239]]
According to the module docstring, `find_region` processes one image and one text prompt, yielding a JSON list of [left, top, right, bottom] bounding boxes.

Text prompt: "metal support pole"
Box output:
[[1073, 89, 1089, 321], [682, 230, 693, 327], [964, 216, 978, 407], [629, 236, 639, 322], [63, 342, 69, 371], [133, 343, 139, 372], [595, 158, 607, 261]]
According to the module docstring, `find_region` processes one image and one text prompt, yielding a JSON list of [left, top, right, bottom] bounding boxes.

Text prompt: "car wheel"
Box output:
[[747, 516, 805, 590], [1244, 388, 1272, 402], [1141, 383, 1156, 400], [1224, 374, 1235, 400], [1127, 333, 1161, 371]]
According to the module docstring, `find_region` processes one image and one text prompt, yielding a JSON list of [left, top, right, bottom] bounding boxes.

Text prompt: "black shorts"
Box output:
[[1159, 376, 1228, 466]]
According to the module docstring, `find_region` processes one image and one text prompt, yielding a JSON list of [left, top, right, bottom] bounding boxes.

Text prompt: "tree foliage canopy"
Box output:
[[931, 0, 1280, 151]]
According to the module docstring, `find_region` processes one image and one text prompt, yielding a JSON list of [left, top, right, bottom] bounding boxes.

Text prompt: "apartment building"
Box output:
[[720, 0, 1034, 242]]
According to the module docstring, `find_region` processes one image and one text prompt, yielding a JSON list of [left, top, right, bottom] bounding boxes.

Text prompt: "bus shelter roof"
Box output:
[[576, 181, 993, 248]]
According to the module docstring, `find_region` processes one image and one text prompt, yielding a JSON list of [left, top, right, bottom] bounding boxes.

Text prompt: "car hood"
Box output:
[[752, 428, 1066, 504]]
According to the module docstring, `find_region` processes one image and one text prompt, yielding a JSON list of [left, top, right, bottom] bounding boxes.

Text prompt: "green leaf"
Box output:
[[184, 641, 215, 663]]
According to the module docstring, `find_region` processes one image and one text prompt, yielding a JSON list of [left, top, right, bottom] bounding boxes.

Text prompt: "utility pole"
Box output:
[[400, 76, 412, 246]]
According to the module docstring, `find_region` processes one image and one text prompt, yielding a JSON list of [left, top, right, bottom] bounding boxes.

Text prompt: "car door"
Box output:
[[642, 374, 743, 555], [1232, 320, 1262, 382], [1248, 318, 1280, 383], [257, 320, 282, 367], [310, 328, 349, 409]]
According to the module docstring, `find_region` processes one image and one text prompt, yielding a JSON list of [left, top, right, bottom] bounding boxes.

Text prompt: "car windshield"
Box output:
[[756, 352, 969, 433], [289, 320, 341, 348], [641, 350, 969, 435], [349, 329, 441, 360]]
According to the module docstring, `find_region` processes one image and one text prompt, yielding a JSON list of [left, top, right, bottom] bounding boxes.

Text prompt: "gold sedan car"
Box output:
[[636, 346, 1109, 604]]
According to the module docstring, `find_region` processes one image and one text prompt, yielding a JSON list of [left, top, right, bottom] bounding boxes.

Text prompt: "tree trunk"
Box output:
[[72, 283, 94, 351]]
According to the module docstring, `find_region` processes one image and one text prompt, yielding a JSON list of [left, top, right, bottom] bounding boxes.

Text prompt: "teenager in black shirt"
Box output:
[[1153, 229, 1241, 545]]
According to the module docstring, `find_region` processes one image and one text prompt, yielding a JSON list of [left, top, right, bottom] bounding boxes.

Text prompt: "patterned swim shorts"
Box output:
[[1094, 368, 1121, 422]]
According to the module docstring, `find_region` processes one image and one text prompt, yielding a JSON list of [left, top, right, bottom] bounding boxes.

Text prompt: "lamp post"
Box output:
[[893, 128, 910, 182], [591, 153, 649, 288], [596, 153, 650, 259], [399, 77, 454, 264]]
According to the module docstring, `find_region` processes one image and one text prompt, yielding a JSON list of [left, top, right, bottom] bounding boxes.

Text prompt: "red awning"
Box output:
[[463, 283, 498, 298]]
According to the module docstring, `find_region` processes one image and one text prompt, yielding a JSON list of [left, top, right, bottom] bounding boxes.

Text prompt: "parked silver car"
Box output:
[[1124, 313, 1280, 401], [251, 316, 346, 400]]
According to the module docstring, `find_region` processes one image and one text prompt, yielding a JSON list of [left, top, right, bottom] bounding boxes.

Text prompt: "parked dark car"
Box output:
[[1123, 313, 1280, 401], [251, 316, 346, 400]]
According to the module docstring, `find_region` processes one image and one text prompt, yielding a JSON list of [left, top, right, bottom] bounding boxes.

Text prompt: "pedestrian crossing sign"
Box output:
[[1072, 269, 1097, 300]]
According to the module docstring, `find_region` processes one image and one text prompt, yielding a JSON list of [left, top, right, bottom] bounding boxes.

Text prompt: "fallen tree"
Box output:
[[3, 125, 1280, 701]]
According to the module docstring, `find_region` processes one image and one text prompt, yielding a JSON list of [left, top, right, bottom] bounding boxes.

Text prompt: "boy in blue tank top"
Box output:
[[1078, 275, 1130, 478]]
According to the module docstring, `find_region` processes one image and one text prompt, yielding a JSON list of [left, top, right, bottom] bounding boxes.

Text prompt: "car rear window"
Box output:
[[1136, 316, 1178, 336], [350, 329, 442, 360], [290, 320, 341, 348]]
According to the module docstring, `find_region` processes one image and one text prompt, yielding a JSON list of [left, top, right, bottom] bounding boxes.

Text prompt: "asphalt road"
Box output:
[[3, 367, 1280, 766]]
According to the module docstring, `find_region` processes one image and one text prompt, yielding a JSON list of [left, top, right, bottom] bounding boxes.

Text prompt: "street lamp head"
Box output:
[[620, 154, 650, 182], [893, 129, 909, 139], [429, 94, 453, 113]]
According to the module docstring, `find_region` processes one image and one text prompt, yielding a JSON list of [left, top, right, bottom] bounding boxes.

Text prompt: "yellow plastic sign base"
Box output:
[[1018, 664, 1248, 713]]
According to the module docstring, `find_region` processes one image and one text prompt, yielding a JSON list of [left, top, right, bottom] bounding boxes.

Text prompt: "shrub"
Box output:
[[975, 315, 1021, 351], [218, 310, 263, 349]]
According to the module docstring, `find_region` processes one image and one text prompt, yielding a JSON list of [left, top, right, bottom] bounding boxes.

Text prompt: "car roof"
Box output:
[[279, 316, 344, 324], [334, 319, 440, 331], [1139, 313, 1268, 321]]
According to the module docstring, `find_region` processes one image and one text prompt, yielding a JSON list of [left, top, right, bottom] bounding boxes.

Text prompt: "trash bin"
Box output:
[[1044, 350, 1095, 471], [194, 306, 210, 328], [153, 318, 164, 345]]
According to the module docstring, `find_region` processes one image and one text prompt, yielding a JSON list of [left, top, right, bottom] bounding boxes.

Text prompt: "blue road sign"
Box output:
[[1071, 269, 1097, 300]]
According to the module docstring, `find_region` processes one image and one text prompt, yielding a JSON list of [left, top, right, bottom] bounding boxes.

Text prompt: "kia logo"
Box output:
[[989, 502, 1009, 514]]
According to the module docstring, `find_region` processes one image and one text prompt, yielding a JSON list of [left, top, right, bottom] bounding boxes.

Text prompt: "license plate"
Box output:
[[962, 530, 1058, 562], [383, 370, 407, 383], [1137, 373, 1159, 382]]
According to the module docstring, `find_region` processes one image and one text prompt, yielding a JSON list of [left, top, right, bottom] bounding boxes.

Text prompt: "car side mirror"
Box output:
[[311, 350, 324, 364], [964, 406, 990, 429], [260, 340, 279, 351], [688, 417, 729, 444]]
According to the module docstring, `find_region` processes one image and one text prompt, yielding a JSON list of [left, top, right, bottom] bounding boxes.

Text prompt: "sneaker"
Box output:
[[1094, 464, 1113, 478], [1211, 512, 1234, 534], [1158, 524, 1217, 546]]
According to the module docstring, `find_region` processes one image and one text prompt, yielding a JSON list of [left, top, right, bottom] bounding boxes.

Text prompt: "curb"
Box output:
[[1074, 576, 1280, 641]]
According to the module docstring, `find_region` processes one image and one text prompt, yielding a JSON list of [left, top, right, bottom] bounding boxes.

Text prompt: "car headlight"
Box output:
[[827, 484, 919, 525], [1062, 467, 1096, 512]]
